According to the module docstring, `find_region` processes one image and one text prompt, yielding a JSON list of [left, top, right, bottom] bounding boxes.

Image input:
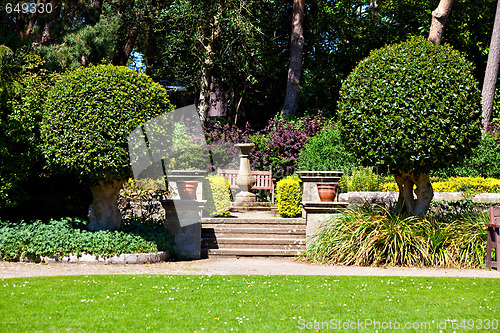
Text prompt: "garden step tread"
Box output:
[[202, 231, 305, 238], [202, 242, 305, 250], [201, 224, 306, 233], [201, 248, 304, 257], [201, 218, 305, 225], [202, 237, 306, 245]]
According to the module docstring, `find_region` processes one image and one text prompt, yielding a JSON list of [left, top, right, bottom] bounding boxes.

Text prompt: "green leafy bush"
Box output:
[[41, 64, 174, 183], [203, 175, 231, 217], [302, 204, 487, 268], [0, 217, 174, 261], [338, 37, 481, 175], [297, 124, 357, 172], [0, 48, 56, 209], [339, 167, 382, 192], [276, 175, 302, 218], [436, 134, 500, 179]]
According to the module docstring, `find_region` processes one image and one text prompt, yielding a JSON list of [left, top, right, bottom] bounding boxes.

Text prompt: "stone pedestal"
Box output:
[[297, 171, 344, 216], [235, 143, 256, 205], [302, 201, 348, 248], [166, 170, 207, 200], [161, 199, 206, 259]]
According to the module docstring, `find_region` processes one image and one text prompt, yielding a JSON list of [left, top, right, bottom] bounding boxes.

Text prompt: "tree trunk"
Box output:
[[428, 0, 454, 45], [482, 0, 500, 133], [197, 67, 211, 123], [395, 171, 433, 215], [112, 24, 139, 66], [207, 77, 228, 117], [87, 179, 125, 231], [282, 0, 305, 118]]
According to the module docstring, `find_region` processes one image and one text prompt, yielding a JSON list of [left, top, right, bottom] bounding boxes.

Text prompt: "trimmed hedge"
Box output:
[[0, 217, 174, 261], [381, 177, 500, 193], [203, 175, 231, 217], [276, 175, 302, 218]]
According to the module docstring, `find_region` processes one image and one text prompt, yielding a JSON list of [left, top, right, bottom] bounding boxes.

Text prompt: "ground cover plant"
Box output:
[[303, 204, 488, 268], [0, 218, 174, 261], [0, 275, 497, 332]]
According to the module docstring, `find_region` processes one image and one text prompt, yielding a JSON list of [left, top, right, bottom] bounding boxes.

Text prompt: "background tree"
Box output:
[[281, 0, 305, 118], [482, 0, 500, 132], [41, 64, 174, 230], [153, 0, 288, 124], [338, 37, 482, 215]]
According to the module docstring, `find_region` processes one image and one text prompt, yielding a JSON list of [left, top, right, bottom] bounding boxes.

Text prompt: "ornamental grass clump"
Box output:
[[303, 204, 488, 268]]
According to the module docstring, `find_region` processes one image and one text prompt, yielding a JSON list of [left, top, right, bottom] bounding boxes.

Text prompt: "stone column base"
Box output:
[[161, 200, 206, 259], [302, 201, 348, 248]]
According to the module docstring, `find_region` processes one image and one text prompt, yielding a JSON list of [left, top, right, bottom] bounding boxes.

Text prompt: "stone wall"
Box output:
[[117, 190, 168, 221]]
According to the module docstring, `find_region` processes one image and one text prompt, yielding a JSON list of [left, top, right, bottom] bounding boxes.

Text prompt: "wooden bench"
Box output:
[[217, 168, 275, 203], [486, 206, 500, 269]]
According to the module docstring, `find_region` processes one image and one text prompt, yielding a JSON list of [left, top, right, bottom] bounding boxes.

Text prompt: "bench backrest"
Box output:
[[217, 168, 273, 190], [489, 206, 500, 226]]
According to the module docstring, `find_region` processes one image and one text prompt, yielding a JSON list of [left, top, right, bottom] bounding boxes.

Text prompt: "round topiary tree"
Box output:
[[338, 37, 482, 215], [41, 64, 174, 230]]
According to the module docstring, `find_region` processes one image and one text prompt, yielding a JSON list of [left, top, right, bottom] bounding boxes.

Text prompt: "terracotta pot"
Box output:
[[176, 181, 199, 200], [316, 183, 339, 202]]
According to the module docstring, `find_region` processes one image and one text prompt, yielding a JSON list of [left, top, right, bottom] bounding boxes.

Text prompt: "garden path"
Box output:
[[1, 258, 499, 279]]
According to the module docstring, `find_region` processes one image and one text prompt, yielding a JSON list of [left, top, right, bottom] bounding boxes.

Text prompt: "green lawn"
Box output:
[[0, 275, 498, 332]]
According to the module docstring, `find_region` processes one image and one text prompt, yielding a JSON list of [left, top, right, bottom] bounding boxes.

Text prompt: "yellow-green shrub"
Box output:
[[203, 175, 231, 217], [276, 175, 302, 218], [380, 177, 500, 193]]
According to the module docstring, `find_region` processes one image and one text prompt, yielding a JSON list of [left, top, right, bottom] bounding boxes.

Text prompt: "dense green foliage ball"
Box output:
[[203, 175, 231, 217], [41, 64, 174, 183], [276, 175, 302, 218], [338, 37, 482, 175], [297, 124, 357, 172]]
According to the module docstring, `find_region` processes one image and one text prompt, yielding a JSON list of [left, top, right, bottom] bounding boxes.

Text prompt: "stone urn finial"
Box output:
[[235, 143, 256, 204]]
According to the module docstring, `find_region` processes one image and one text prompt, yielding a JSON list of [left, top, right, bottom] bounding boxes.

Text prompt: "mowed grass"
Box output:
[[0, 275, 498, 332]]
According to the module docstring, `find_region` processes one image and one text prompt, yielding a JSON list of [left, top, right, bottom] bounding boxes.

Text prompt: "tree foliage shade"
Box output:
[[338, 37, 482, 176], [41, 64, 174, 184]]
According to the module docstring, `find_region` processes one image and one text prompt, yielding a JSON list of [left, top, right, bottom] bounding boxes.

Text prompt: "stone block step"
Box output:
[[201, 218, 306, 225], [201, 242, 306, 248], [202, 237, 306, 246], [201, 248, 304, 257], [202, 228, 305, 238], [201, 223, 306, 230]]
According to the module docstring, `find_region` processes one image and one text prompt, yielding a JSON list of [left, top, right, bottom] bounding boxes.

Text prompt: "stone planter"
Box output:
[[176, 181, 199, 200], [316, 183, 339, 202], [166, 170, 207, 201]]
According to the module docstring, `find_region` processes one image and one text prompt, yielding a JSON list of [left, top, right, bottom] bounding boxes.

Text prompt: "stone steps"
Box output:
[[201, 215, 306, 257], [201, 248, 304, 257]]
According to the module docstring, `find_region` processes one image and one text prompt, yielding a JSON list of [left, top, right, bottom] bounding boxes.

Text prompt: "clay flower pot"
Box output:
[[316, 183, 339, 202], [176, 181, 199, 200]]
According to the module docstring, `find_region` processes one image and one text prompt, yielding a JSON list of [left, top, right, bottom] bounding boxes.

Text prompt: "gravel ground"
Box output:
[[1, 258, 499, 279]]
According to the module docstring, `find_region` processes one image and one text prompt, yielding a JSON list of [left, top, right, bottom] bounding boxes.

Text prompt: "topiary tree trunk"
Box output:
[[428, 0, 454, 45], [395, 172, 434, 215], [87, 179, 126, 231]]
